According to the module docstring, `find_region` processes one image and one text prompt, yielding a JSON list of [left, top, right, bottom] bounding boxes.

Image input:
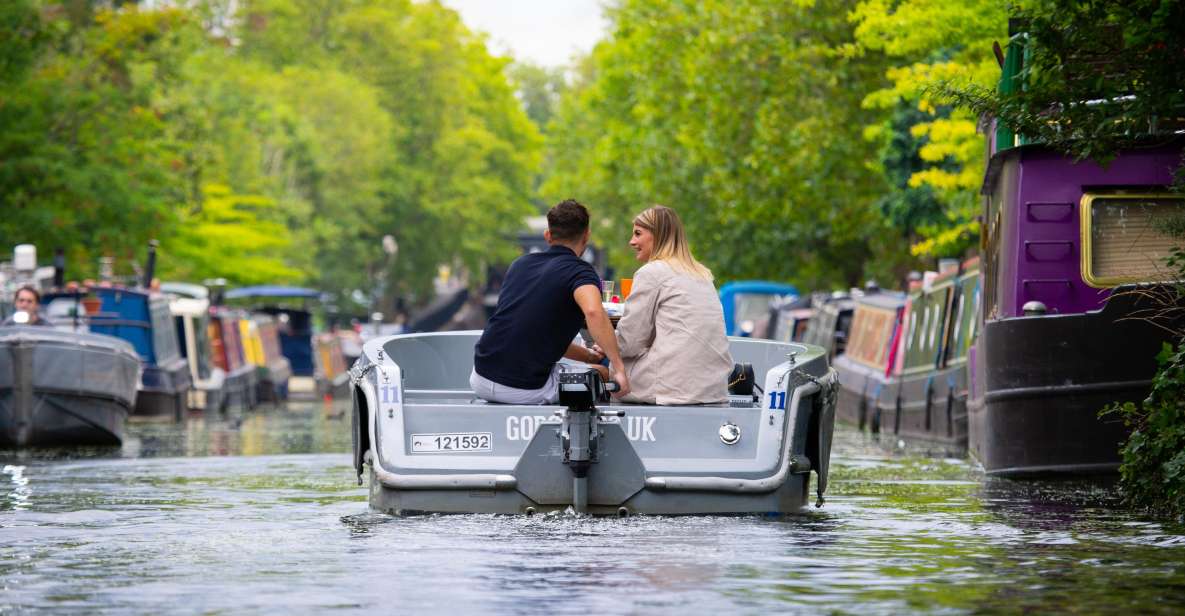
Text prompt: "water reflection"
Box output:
[[1, 407, 1183, 614], [3, 464, 30, 511]]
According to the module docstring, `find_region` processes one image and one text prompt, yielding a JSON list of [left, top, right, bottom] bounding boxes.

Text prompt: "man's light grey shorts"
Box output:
[[469, 365, 563, 405]]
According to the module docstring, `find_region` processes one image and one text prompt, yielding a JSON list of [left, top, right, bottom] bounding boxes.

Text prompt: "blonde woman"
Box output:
[[611, 205, 733, 404]]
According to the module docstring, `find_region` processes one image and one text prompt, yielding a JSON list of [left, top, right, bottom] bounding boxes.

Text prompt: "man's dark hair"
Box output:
[[14, 285, 39, 303], [547, 199, 590, 243]]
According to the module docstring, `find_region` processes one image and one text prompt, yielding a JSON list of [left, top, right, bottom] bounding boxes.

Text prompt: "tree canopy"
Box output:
[[542, 0, 904, 289], [0, 0, 540, 313], [6, 0, 1176, 301]]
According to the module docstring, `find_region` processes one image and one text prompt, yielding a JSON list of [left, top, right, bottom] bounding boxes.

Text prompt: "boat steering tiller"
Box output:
[[557, 369, 623, 513]]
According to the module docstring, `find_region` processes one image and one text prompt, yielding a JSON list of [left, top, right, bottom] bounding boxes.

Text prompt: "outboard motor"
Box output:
[[557, 369, 623, 513]]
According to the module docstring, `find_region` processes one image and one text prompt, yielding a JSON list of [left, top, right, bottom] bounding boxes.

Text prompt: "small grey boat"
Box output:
[[0, 326, 140, 447], [350, 331, 838, 516]]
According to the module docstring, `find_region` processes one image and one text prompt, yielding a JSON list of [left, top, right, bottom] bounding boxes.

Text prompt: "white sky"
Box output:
[[440, 0, 609, 67]]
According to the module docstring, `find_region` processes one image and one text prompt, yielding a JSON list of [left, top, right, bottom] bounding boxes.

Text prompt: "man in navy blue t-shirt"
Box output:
[[470, 199, 630, 404]]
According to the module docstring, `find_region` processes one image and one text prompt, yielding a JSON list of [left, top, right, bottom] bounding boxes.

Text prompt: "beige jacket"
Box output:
[[614, 261, 733, 405]]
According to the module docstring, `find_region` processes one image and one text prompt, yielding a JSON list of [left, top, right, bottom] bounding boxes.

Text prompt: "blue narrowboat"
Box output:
[[718, 281, 799, 337]]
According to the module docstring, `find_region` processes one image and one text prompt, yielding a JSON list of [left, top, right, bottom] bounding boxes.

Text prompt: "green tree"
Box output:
[[0, 6, 197, 275], [162, 184, 300, 285], [235, 0, 542, 306], [848, 0, 1006, 259], [508, 62, 568, 132], [544, 0, 899, 288], [942, 0, 1185, 180]]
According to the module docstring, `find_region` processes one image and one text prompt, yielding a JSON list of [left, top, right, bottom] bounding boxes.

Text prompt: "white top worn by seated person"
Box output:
[[614, 260, 733, 405]]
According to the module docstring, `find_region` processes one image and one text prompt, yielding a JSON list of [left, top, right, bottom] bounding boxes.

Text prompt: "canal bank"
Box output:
[[2, 402, 1183, 614]]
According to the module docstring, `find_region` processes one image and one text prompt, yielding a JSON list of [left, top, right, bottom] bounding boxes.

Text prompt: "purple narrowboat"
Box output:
[[969, 37, 1185, 475]]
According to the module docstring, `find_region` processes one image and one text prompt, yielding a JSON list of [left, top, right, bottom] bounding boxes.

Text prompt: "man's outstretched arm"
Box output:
[[572, 284, 631, 397], [563, 340, 604, 364]]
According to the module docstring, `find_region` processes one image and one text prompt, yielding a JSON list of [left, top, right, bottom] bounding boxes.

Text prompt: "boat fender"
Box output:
[[870, 381, 884, 435], [923, 375, 935, 433], [858, 374, 870, 431], [945, 373, 957, 438]]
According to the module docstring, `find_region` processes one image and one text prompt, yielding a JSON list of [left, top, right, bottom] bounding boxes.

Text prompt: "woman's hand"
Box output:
[[610, 368, 631, 398], [588, 344, 605, 363]]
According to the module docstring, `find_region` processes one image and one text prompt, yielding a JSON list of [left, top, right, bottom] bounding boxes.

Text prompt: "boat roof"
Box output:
[[854, 291, 907, 310], [160, 281, 209, 299], [719, 280, 800, 296], [169, 297, 210, 316], [225, 285, 320, 300]]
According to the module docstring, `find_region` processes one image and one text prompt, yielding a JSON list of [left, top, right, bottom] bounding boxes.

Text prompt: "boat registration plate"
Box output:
[[410, 433, 493, 453]]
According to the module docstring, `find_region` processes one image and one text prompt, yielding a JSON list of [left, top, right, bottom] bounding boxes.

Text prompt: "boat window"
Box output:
[[1081, 193, 1185, 288], [734, 293, 784, 333], [194, 316, 213, 379], [983, 198, 1003, 320], [944, 269, 979, 364], [919, 303, 931, 354], [846, 304, 899, 371], [151, 302, 180, 362], [907, 309, 918, 354], [929, 302, 940, 350], [208, 320, 228, 371]]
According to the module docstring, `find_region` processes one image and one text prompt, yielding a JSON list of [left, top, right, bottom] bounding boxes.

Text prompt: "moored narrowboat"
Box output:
[[225, 286, 321, 397], [766, 296, 815, 343], [44, 286, 193, 420], [208, 307, 257, 412], [802, 293, 855, 360], [314, 332, 350, 399], [718, 281, 799, 337], [834, 260, 978, 448], [969, 35, 1185, 475], [168, 295, 228, 414], [249, 314, 291, 403], [0, 326, 140, 447]]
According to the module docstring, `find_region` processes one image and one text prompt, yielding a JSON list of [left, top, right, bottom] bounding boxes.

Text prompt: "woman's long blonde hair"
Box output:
[[634, 205, 713, 281]]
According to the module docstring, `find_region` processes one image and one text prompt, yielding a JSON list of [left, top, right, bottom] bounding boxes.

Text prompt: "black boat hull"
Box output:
[[256, 358, 291, 403], [134, 358, 192, 420], [0, 391, 129, 447], [968, 290, 1171, 476], [224, 364, 257, 413]]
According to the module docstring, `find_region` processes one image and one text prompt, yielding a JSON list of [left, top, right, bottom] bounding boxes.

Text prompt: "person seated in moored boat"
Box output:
[[611, 205, 732, 405], [3, 286, 53, 327], [470, 199, 630, 404]]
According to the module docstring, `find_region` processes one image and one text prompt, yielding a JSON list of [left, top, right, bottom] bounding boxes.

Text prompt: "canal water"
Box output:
[[3, 402, 1183, 614]]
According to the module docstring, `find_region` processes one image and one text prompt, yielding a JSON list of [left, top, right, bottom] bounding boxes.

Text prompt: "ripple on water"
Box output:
[[1, 406, 1184, 614]]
